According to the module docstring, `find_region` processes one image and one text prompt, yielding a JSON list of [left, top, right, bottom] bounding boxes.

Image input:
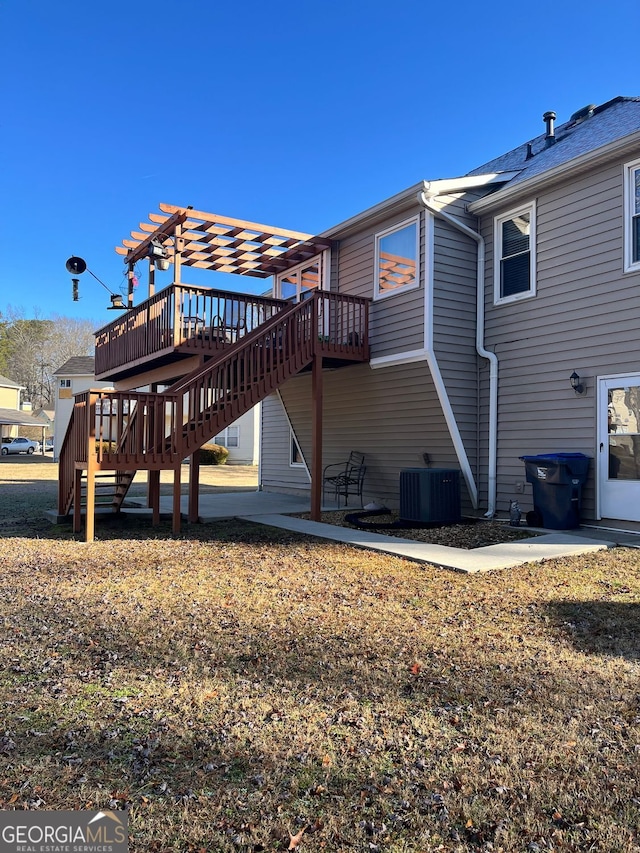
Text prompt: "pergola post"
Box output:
[[127, 261, 135, 309], [148, 257, 156, 298]]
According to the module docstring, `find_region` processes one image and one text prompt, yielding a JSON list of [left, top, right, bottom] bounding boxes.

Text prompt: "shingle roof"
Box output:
[[0, 374, 23, 389], [0, 407, 48, 428], [54, 357, 96, 377], [467, 96, 640, 187]]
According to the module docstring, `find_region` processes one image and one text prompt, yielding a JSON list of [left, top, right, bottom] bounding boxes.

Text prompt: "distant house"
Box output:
[[52, 357, 114, 461], [214, 406, 259, 465], [0, 374, 23, 411], [0, 373, 48, 445], [33, 407, 55, 434]]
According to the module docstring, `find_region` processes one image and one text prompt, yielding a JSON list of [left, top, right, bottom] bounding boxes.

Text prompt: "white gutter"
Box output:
[[417, 190, 498, 517], [369, 214, 479, 510]]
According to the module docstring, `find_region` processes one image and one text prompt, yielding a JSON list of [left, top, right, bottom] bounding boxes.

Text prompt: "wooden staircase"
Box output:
[[58, 291, 369, 539]]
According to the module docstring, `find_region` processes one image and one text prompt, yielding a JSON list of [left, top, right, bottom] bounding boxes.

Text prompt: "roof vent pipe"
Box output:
[[543, 110, 557, 146]]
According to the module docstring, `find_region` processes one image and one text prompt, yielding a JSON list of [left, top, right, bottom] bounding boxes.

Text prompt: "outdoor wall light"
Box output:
[[148, 239, 171, 271], [570, 371, 585, 395]]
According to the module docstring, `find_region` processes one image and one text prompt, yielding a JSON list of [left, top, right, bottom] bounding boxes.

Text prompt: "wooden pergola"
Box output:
[[115, 202, 331, 305], [110, 202, 336, 524]]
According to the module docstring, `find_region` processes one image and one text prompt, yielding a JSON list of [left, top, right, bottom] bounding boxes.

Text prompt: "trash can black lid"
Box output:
[[519, 452, 590, 462]]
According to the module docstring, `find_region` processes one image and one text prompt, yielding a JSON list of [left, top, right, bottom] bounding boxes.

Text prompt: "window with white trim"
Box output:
[[59, 379, 71, 388], [214, 425, 239, 447], [276, 254, 324, 303], [374, 217, 420, 300], [290, 430, 304, 467], [624, 158, 640, 272], [494, 203, 536, 304]]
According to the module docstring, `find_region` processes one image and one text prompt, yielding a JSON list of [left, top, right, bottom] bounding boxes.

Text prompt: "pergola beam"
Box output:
[[115, 202, 330, 281]]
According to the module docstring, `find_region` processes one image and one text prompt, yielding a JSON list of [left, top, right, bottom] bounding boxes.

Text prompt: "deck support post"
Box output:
[[310, 351, 323, 521], [172, 466, 182, 535], [73, 468, 83, 534], [148, 470, 161, 526], [188, 449, 201, 523], [85, 465, 95, 543]]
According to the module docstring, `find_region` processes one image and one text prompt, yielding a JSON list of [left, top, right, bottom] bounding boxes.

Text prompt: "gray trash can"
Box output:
[[519, 453, 590, 529]]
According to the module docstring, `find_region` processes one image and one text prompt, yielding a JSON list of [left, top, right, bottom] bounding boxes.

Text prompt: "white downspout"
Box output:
[[417, 190, 498, 517]]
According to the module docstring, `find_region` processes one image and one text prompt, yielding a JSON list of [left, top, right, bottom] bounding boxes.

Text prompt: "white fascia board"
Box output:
[[321, 182, 425, 240], [468, 130, 640, 214], [323, 175, 522, 240], [369, 349, 429, 369]]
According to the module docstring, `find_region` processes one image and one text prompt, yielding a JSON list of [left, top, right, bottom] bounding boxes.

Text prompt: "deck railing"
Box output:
[[94, 284, 290, 376], [61, 292, 370, 519]]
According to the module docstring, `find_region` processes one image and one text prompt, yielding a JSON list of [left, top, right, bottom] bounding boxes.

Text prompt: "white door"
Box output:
[[598, 375, 640, 521]]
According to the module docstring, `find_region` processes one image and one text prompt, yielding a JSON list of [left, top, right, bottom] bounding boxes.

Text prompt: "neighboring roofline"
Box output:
[[322, 173, 519, 239], [468, 128, 640, 214]]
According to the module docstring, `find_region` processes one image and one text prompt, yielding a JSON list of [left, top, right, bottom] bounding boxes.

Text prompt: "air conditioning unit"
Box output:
[[399, 468, 461, 524]]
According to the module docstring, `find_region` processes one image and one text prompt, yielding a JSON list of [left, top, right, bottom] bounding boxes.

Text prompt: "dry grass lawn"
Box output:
[[1, 458, 639, 851]]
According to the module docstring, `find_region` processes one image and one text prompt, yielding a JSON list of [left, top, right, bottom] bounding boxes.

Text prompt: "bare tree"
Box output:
[[1, 308, 97, 408]]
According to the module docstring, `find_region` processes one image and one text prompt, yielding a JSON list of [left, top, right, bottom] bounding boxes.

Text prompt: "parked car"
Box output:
[[44, 437, 55, 452], [0, 437, 42, 455]]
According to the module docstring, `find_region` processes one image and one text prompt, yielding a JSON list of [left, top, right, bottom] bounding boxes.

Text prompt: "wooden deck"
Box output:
[[61, 290, 370, 539]]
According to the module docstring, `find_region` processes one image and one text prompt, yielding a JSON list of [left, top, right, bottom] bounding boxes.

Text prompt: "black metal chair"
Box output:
[[322, 451, 366, 508]]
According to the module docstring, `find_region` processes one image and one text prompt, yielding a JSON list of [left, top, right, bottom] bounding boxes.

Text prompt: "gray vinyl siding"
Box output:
[[260, 388, 310, 495], [260, 362, 476, 514], [431, 197, 482, 484], [335, 211, 426, 358], [481, 156, 640, 519]]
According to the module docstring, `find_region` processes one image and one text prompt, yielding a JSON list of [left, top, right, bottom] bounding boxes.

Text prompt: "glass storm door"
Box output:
[[599, 375, 640, 521]]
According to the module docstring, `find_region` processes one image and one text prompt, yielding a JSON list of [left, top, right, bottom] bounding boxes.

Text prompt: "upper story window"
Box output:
[[59, 379, 71, 388], [374, 217, 420, 300], [624, 158, 640, 273], [494, 203, 536, 305]]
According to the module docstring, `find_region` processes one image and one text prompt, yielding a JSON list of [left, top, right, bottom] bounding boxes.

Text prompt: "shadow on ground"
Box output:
[[546, 599, 640, 661]]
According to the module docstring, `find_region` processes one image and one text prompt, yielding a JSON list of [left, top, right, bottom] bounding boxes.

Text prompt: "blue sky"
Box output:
[[0, 0, 637, 324]]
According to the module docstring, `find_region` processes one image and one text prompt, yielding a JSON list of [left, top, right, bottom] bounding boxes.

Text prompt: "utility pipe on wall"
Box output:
[[417, 190, 498, 517]]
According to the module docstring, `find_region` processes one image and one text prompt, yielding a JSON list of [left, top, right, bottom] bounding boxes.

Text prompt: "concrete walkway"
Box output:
[[122, 490, 637, 573]]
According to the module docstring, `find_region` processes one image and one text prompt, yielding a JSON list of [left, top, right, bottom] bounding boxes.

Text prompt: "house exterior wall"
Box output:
[[260, 384, 311, 495], [480, 155, 640, 519], [261, 361, 476, 513], [0, 385, 21, 409], [430, 194, 483, 488], [336, 210, 425, 359], [259, 194, 484, 513]]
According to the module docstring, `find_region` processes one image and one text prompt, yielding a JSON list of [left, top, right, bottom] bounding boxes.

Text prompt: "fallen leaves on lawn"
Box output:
[[0, 463, 639, 851]]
